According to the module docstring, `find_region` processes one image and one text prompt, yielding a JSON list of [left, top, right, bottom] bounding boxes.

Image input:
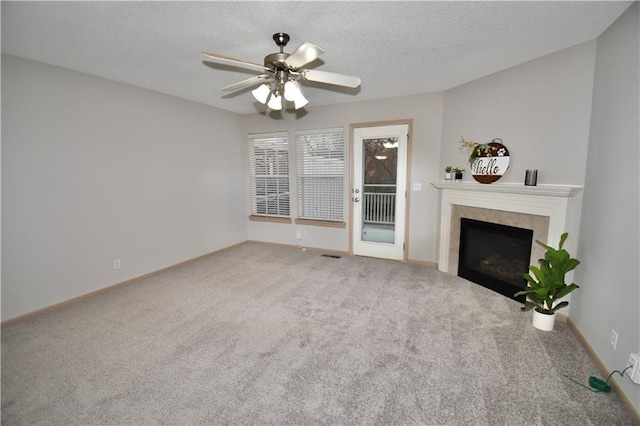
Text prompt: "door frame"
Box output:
[[349, 119, 414, 261]]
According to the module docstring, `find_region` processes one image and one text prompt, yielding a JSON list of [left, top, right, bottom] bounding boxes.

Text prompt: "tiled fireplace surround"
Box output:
[[432, 182, 583, 279]]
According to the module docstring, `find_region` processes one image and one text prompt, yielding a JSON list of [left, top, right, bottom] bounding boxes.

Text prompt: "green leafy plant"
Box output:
[[468, 144, 492, 167], [459, 137, 492, 168], [445, 166, 453, 173], [514, 233, 580, 314], [452, 167, 465, 173]]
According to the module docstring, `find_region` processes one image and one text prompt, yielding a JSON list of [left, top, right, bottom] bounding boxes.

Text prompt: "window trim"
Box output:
[[249, 215, 292, 224], [294, 218, 346, 228], [248, 131, 291, 219], [295, 127, 345, 223]]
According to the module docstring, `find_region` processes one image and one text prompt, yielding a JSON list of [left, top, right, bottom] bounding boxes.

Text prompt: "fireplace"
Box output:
[[458, 218, 532, 302], [431, 181, 583, 313]]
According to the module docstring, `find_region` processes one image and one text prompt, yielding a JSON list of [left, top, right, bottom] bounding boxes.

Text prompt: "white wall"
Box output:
[[571, 3, 640, 413], [240, 93, 444, 264], [440, 41, 597, 186], [1, 54, 247, 321], [240, 41, 599, 265]]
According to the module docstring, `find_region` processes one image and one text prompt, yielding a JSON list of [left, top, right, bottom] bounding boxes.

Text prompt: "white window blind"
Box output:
[[248, 132, 290, 217], [296, 128, 344, 222]]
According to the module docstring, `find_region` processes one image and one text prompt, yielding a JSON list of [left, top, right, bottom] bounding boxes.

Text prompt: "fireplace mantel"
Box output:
[[431, 180, 583, 274], [431, 181, 583, 197]]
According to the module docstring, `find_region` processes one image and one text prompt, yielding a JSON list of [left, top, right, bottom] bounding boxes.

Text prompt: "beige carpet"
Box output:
[[1, 242, 634, 425]]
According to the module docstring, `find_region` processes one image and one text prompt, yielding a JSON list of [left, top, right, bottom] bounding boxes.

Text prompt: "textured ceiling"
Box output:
[[1, 1, 632, 114]]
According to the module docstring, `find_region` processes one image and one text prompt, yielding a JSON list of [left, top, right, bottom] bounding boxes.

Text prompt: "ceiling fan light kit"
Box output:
[[284, 80, 309, 109], [266, 92, 283, 111], [251, 84, 271, 104], [203, 32, 361, 112]]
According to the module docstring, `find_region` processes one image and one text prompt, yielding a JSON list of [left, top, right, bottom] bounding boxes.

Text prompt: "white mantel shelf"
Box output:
[[431, 181, 583, 197]]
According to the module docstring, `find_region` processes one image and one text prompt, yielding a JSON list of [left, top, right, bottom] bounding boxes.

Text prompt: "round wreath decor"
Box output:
[[459, 137, 510, 184]]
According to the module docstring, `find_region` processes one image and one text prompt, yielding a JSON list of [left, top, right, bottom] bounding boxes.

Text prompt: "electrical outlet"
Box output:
[[610, 329, 618, 351], [296, 230, 301, 240], [114, 259, 121, 270], [626, 353, 640, 384], [303, 230, 309, 238]]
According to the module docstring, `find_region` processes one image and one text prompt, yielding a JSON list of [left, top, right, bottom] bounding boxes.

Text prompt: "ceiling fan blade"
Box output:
[[301, 69, 361, 88], [202, 52, 270, 72], [221, 75, 271, 93], [284, 42, 324, 69]]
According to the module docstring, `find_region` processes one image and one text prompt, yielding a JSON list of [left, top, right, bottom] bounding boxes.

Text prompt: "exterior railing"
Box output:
[[363, 184, 396, 225]]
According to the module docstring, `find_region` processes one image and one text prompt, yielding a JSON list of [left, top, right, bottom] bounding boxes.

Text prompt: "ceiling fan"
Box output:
[[202, 33, 361, 111]]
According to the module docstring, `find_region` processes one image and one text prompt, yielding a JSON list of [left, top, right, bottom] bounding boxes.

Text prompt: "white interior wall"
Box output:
[[571, 3, 640, 412], [1, 54, 247, 321], [0, 38, 611, 312], [240, 93, 444, 264], [240, 41, 598, 265], [440, 40, 597, 186]]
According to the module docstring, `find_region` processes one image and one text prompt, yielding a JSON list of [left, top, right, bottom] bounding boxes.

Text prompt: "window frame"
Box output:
[[248, 131, 292, 221], [295, 127, 346, 226]]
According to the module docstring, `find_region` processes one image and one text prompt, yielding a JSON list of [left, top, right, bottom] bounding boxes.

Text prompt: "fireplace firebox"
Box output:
[[458, 218, 533, 303]]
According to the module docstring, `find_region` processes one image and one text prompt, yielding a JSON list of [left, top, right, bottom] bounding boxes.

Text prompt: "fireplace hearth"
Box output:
[[458, 218, 533, 302]]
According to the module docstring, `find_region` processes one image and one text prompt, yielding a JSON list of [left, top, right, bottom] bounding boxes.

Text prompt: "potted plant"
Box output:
[[444, 166, 453, 181], [514, 232, 580, 331], [453, 167, 464, 181]]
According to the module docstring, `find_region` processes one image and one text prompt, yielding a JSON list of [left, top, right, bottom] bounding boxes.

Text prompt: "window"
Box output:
[[296, 128, 344, 222], [248, 132, 290, 218]]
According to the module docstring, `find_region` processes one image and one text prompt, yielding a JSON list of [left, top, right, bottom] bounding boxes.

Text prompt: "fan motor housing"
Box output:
[[264, 52, 290, 70]]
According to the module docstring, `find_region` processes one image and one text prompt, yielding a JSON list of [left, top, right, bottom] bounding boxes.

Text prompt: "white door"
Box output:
[[352, 124, 408, 260]]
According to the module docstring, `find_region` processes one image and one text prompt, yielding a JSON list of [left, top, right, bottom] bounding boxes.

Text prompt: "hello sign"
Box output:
[[471, 139, 510, 184]]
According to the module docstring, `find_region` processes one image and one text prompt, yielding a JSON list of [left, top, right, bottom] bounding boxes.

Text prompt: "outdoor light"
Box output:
[[383, 139, 399, 149]]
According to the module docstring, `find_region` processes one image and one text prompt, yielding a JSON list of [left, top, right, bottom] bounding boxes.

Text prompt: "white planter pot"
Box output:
[[445, 172, 452, 181], [532, 309, 556, 331]]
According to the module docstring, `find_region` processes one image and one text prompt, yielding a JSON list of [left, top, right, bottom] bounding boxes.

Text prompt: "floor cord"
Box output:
[[564, 365, 633, 393]]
